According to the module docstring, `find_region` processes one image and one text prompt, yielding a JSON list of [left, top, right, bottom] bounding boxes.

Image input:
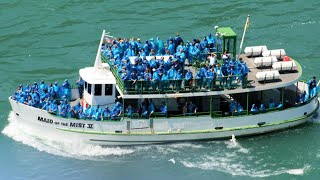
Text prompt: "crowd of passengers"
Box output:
[[102, 33, 249, 91], [228, 76, 319, 115], [10, 79, 318, 120]]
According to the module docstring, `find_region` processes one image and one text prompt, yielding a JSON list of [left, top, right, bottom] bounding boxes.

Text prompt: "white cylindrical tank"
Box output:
[[262, 49, 286, 59], [244, 46, 268, 57], [256, 70, 280, 81], [272, 61, 296, 71], [254, 56, 278, 67]]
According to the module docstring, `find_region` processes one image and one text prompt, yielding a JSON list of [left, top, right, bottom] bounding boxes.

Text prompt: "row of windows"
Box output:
[[84, 82, 113, 96]]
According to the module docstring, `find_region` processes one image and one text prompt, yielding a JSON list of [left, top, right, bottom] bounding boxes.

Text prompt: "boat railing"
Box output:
[[101, 54, 125, 92], [121, 76, 246, 94]]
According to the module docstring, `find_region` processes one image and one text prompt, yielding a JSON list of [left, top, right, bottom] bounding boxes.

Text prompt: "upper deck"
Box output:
[[101, 54, 301, 99]]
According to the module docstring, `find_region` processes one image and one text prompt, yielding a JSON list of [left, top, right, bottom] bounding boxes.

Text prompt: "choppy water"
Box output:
[[1, 0, 320, 179]]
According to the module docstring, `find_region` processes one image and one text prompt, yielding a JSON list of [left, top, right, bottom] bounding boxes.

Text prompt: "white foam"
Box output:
[[2, 112, 134, 160], [225, 140, 250, 154], [181, 158, 310, 177]]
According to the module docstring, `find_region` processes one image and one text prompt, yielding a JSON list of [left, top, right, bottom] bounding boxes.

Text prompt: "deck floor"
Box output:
[[242, 55, 300, 89]]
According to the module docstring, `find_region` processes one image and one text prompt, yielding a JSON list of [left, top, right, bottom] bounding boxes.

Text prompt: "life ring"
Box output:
[[283, 56, 291, 61]]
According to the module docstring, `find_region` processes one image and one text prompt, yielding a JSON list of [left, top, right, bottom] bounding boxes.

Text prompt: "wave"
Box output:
[[2, 112, 134, 160], [181, 159, 310, 177]]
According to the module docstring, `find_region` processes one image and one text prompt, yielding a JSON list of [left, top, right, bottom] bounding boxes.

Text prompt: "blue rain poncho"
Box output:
[[125, 46, 135, 57], [168, 67, 176, 80], [167, 42, 175, 55], [250, 104, 258, 112], [39, 80, 48, 91], [207, 34, 215, 45], [156, 37, 165, 55], [185, 70, 193, 81], [103, 107, 111, 119]]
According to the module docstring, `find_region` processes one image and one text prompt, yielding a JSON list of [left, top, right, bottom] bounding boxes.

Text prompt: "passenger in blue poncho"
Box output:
[[152, 68, 160, 90], [167, 40, 175, 55], [159, 102, 167, 115], [175, 69, 183, 90], [259, 104, 266, 112], [78, 108, 84, 119], [149, 38, 157, 54], [176, 48, 186, 70], [125, 45, 135, 57], [76, 78, 84, 99], [148, 99, 155, 116], [42, 100, 51, 111], [130, 71, 138, 90], [103, 107, 111, 120], [185, 69, 193, 89], [50, 100, 58, 114], [149, 49, 156, 56], [129, 37, 137, 54], [63, 79, 71, 99], [24, 84, 31, 93], [39, 80, 48, 91], [207, 33, 215, 51], [187, 42, 194, 65], [174, 33, 183, 49], [143, 40, 149, 55], [94, 105, 103, 121], [237, 103, 243, 113], [85, 105, 92, 119], [200, 36, 208, 50], [144, 69, 152, 90], [126, 104, 133, 118], [269, 98, 276, 108], [205, 68, 216, 89], [156, 37, 165, 55], [250, 104, 258, 113], [308, 76, 317, 98], [32, 82, 39, 92], [111, 102, 122, 119], [195, 71, 203, 89], [164, 56, 172, 71], [52, 82, 59, 99], [160, 71, 169, 91], [48, 83, 55, 99], [136, 38, 143, 52]]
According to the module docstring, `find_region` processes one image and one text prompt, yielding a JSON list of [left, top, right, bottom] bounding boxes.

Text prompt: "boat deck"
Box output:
[[241, 54, 301, 89], [102, 54, 302, 99]]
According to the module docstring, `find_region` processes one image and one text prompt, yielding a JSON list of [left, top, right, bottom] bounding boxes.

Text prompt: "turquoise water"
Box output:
[[1, 0, 320, 179]]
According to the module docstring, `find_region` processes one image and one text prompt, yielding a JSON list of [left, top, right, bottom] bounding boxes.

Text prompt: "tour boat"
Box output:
[[9, 24, 319, 145]]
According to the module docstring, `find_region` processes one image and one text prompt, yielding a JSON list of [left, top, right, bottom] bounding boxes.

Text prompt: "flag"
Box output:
[[245, 17, 250, 31], [106, 37, 113, 44]]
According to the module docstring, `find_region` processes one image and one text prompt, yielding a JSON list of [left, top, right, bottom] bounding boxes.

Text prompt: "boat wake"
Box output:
[[181, 159, 310, 177], [2, 111, 134, 160]]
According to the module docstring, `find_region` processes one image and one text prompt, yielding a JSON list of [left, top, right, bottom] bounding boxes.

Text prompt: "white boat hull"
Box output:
[[9, 97, 319, 145]]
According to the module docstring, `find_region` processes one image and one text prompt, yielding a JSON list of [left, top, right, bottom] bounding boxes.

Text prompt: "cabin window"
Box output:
[[85, 81, 88, 91], [94, 84, 102, 96], [88, 83, 92, 94], [105, 84, 113, 95]]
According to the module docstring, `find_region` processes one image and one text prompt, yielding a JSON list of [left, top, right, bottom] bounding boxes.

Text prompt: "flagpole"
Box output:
[[237, 15, 250, 60]]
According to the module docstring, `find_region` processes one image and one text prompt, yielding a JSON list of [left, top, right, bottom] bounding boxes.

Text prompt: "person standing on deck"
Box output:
[[174, 33, 183, 50], [308, 76, 317, 98]]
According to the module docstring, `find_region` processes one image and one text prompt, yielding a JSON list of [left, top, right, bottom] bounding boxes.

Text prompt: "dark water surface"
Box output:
[[1, 0, 320, 179]]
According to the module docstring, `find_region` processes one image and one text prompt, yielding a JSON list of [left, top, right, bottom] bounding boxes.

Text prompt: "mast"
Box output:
[[94, 30, 106, 70], [237, 15, 250, 59]]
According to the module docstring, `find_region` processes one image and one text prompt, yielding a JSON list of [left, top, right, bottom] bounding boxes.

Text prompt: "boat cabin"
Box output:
[[79, 63, 116, 106]]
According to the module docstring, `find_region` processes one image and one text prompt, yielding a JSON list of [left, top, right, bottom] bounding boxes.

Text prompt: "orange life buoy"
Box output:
[[283, 56, 291, 61]]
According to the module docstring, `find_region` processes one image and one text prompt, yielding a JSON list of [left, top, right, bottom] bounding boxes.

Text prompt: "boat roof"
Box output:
[[217, 27, 237, 37], [79, 63, 116, 84]]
